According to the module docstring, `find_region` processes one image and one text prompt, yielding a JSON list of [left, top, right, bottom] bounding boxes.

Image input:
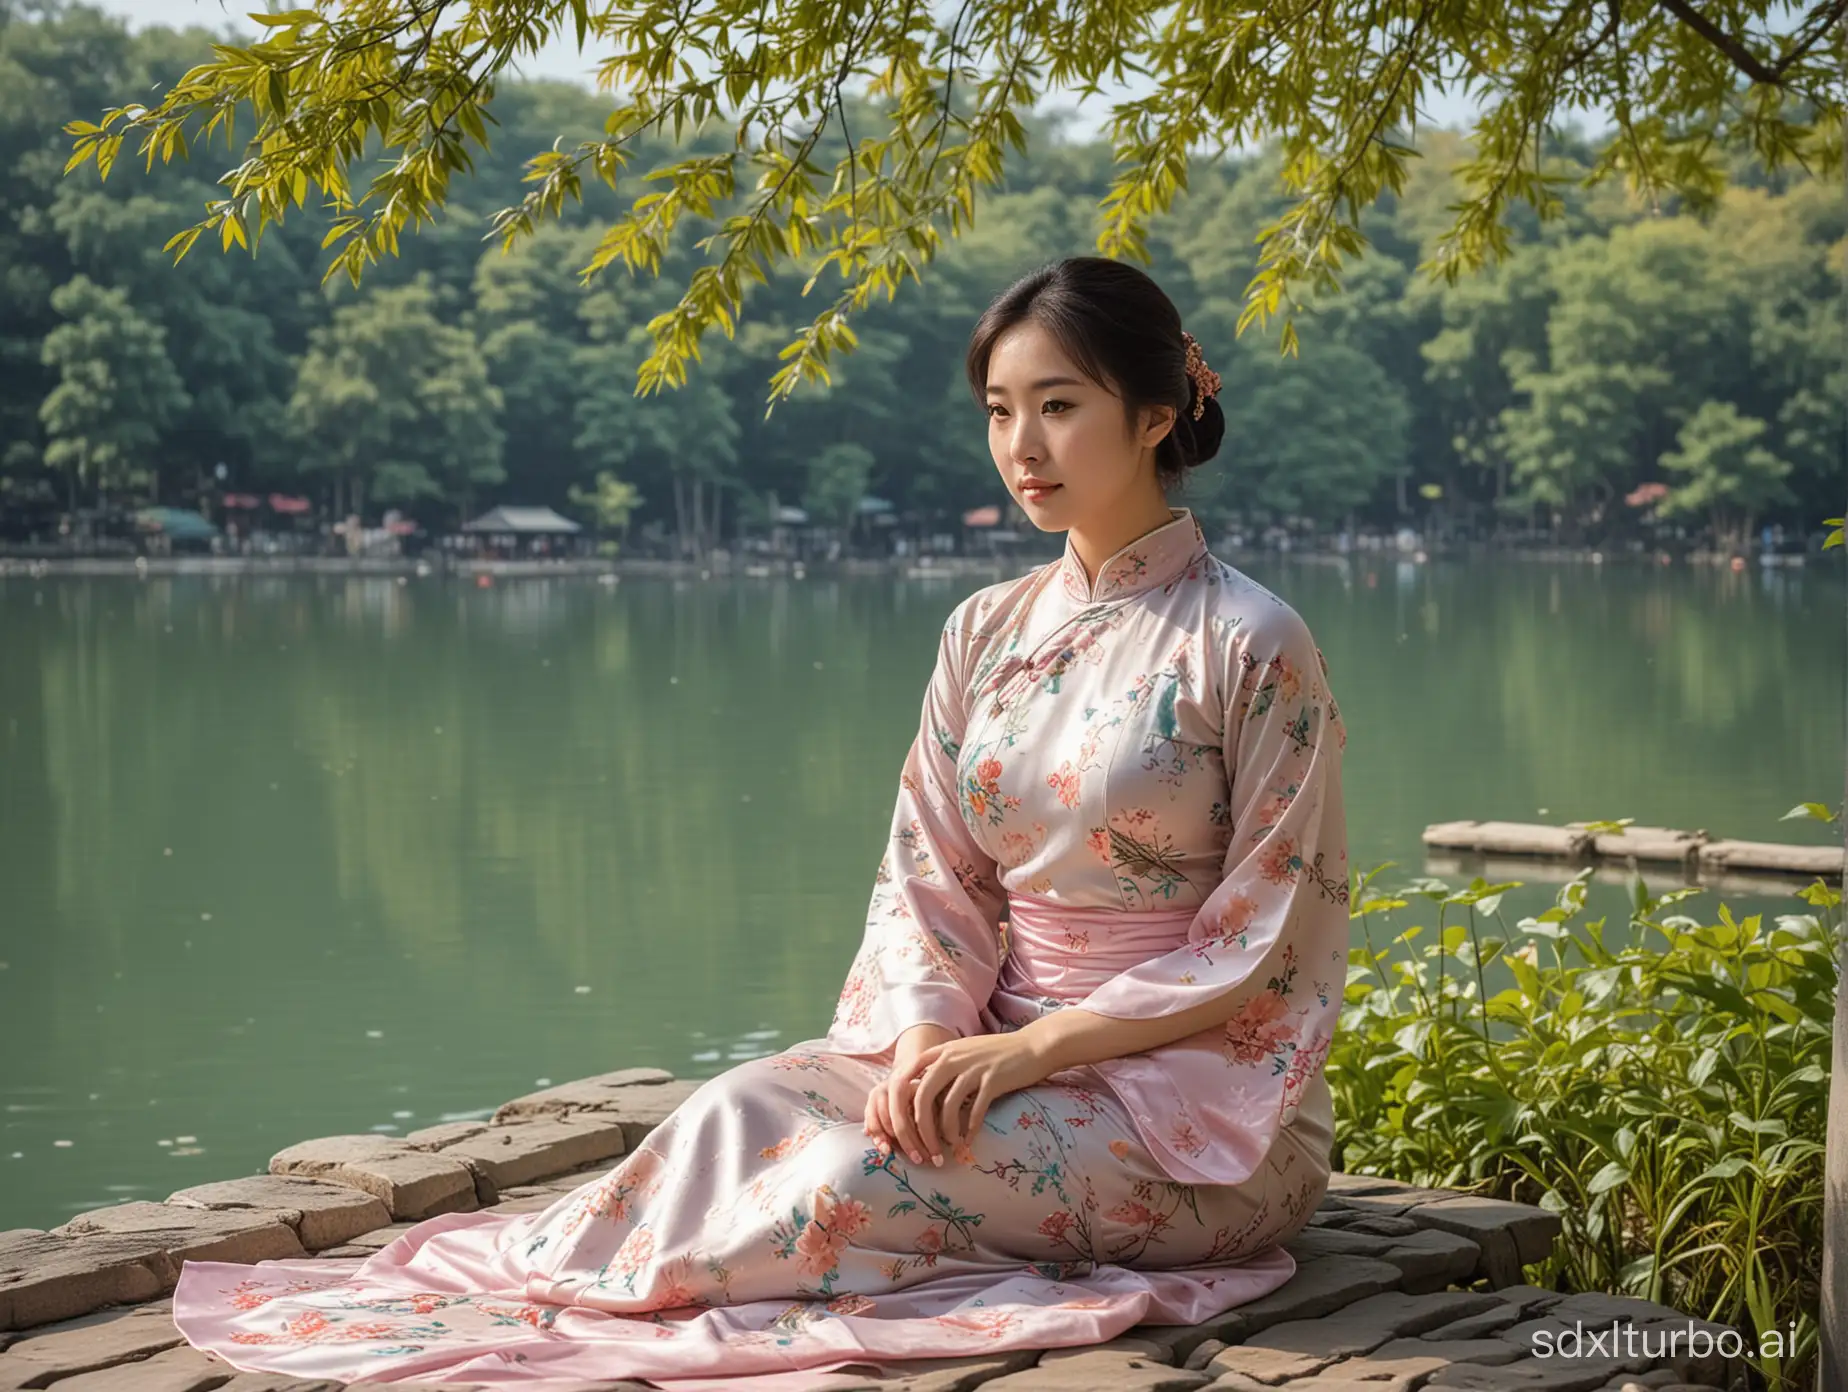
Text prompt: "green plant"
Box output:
[[1329, 849, 1838, 1392]]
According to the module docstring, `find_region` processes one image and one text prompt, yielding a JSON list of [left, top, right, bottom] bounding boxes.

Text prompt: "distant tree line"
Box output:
[[2, 0, 1840, 557]]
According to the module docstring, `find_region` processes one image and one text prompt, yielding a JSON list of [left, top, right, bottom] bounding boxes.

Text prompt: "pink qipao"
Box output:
[[168, 507, 1350, 1391], [819, 503, 1349, 1185]]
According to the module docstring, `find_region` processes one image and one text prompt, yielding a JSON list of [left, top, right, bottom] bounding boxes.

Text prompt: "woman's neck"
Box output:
[[1066, 495, 1177, 585]]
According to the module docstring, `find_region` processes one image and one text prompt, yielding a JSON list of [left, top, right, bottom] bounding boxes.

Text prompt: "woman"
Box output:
[[170, 256, 1349, 1390]]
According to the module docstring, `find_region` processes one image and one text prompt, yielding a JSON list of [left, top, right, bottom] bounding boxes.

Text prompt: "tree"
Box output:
[[38, 275, 189, 511], [288, 277, 505, 521], [61, 0, 1843, 417], [1655, 399, 1795, 551]]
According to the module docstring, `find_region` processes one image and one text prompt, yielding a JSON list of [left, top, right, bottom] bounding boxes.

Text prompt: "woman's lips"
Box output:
[[1020, 482, 1062, 502]]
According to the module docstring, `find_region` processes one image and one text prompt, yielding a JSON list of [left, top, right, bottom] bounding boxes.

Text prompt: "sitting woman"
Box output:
[[171, 254, 1351, 1391]]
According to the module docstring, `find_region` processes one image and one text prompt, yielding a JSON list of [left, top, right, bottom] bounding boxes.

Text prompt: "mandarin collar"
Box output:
[[1056, 507, 1208, 603]]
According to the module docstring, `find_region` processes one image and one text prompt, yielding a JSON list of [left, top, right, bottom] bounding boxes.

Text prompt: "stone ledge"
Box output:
[[1, 1068, 1724, 1392]]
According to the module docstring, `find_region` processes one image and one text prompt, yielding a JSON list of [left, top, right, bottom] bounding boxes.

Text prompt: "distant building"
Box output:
[[458, 506, 586, 558]]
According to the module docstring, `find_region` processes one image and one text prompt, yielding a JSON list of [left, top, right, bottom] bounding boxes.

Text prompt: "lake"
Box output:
[[1, 555, 1840, 1230]]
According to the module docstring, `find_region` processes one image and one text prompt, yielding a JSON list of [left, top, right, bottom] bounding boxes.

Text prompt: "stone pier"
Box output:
[[0, 1067, 1744, 1391]]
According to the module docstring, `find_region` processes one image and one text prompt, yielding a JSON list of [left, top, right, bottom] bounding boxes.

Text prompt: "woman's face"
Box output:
[[983, 319, 1173, 532]]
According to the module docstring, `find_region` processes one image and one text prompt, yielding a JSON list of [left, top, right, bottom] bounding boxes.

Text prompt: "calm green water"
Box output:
[[1, 558, 1840, 1230]]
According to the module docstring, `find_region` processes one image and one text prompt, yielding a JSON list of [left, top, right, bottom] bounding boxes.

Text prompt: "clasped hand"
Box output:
[[862, 1029, 1049, 1167]]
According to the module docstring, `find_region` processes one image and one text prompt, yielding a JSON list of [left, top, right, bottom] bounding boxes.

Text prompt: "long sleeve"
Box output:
[[820, 602, 1008, 1056], [1076, 603, 1349, 1185]]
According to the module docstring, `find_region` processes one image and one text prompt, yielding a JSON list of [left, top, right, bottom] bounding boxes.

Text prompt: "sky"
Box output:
[[91, 0, 1616, 147]]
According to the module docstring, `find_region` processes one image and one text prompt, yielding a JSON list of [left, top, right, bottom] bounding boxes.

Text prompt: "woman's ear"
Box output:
[[1141, 402, 1177, 450]]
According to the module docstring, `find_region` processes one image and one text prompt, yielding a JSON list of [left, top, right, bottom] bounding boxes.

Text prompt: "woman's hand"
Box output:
[[872, 1032, 1052, 1166], [864, 1024, 954, 1164]]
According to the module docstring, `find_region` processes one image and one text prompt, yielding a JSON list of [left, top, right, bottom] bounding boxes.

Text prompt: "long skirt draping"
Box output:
[[169, 1046, 1332, 1391]]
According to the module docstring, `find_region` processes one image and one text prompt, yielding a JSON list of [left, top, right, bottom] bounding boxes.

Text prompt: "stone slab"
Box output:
[[1696, 838, 1842, 875], [985, 1347, 1209, 1390], [0, 1227, 199, 1331], [165, 1175, 391, 1253], [50, 1205, 304, 1273], [1285, 1223, 1481, 1292], [435, 1115, 628, 1189], [0, 1301, 189, 1379], [268, 1139, 479, 1222], [36, 1343, 230, 1391]]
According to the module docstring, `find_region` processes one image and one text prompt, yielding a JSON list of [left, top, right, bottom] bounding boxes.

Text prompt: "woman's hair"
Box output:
[[964, 256, 1226, 490]]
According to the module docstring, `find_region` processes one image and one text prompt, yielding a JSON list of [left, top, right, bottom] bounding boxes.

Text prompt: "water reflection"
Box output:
[[0, 560, 1839, 1228]]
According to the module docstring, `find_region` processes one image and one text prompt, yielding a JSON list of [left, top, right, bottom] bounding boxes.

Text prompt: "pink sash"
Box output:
[[998, 889, 1197, 1003]]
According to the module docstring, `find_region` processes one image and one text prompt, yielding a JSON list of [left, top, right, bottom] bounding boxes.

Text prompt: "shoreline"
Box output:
[[0, 545, 1817, 580], [0, 1061, 1748, 1392]]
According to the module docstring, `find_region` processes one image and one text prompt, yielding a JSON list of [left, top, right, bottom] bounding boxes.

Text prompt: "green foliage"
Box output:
[[288, 277, 505, 519], [58, 0, 1845, 413], [5, 8, 1845, 543], [38, 276, 190, 502], [566, 469, 643, 537], [1329, 858, 1838, 1392]]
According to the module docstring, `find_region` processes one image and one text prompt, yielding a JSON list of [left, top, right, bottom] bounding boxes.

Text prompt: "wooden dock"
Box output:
[[1423, 818, 1842, 884]]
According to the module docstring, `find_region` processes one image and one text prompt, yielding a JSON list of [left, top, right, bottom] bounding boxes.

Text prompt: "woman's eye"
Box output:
[[1043, 400, 1070, 414]]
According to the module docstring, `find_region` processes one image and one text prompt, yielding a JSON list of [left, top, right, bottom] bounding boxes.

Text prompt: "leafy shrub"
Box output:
[[1328, 843, 1837, 1392]]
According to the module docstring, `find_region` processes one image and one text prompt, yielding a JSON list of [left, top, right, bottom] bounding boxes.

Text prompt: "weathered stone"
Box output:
[[1183, 1339, 1229, 1371], [1546, 1293, 1682, 1326], [1196, 1375, 1272, 1392], [1426, 1359, 1630, 1391], [1424, 1306, 1527, 1342], [1698, 838, 1841, 876], [490, 1068, 685, 1121], [1203, 1342, 1334, 1381], [435, 1115, 629, 1189], [1311, 1209, 1424, 1237], [1563, 823, 1706, 865], [51, 1205, 304, 1272], [268, 1138, 478, 1221], [1372, 1335, 1526, 1366], [34, 1342, 230, 1391], [1263, 1373, 1434, 1392], [1595, 1375, 1680, 1391], [1285, 1224, 1481, 1293], [1424, 821, 1592, 859], [533, 1167, 614, 1196], [398, 1120, 492, 1151], [1322, 1174, 1463, 1209], [1040, 1335, 1172, 1364], [1248, 1291, 1506, 1359], [986, 1348, 1209, 1390], [0, 1301, 189, 1379], [1489, 1285, 1567, 1315], [343, 1223, 418, 1252], [1412, 1196, 1561, 1287], [307, 1246, 375, 1259], [483, 1193, 560, 1216], [213, 1373, 344, 1390], [165, 1175, 391, 1252], [887, 1348, 1040, 1391], [0, 1226, 244, 1330], [1127, 1255, 1401, 1363]]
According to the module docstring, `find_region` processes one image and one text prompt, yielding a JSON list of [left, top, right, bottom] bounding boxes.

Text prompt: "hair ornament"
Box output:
[[1180, 330, 1221, 420]]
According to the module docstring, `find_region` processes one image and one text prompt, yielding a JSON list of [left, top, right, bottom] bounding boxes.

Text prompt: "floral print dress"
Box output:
[[170, 506, 1350, 1391]]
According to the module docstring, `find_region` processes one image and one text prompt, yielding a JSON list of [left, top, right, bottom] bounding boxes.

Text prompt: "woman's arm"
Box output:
[[1011, 985, 1252, 1072]]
